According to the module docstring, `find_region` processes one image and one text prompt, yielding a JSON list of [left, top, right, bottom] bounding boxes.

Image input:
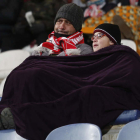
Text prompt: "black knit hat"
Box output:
[[93, 23, 121, 45], [54, 3, 84, 31]]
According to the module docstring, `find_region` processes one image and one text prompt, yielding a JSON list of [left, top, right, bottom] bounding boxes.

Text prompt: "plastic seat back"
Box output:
[[0, 129, 27, 140], [121, 39, 137, 51], [46, 123, 102, 140], [0, 50, 30, 80], [117, 119, 140, 140]]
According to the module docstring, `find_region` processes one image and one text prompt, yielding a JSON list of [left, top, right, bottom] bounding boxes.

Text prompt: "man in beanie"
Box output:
[[32, 3, 93, 56], [0, 2, 92, 136], [91, 23, 121, 52]]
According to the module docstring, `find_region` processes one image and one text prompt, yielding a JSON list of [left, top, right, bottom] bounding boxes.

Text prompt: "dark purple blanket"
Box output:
[[1, 45, 140, 140]]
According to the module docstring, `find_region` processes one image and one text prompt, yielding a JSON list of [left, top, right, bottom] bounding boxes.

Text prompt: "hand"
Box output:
[[43, 41, 63, 54], [31, 42, 54, 56]]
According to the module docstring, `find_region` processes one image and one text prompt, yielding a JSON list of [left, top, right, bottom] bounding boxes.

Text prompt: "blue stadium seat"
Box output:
[[0, 129, 27, 140], [117, 119, 140, 140], [46, 123, 102, 140], [112, 109, 140, 125]]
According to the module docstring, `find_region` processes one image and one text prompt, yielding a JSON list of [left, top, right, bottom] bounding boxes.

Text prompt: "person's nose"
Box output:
[[59, 21, 65, 29], [91, 35, 97, 42], [92, 36, 98, 42]]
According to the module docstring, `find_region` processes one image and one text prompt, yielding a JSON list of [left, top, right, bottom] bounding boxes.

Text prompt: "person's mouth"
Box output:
[[57, 31, 68, 34], [93, 44, 98, 48]]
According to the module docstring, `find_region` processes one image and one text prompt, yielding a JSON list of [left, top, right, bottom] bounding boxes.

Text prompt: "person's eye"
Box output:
[[98, 34, 103, 38], [66, 21, 71, 24], [98, 35, 102, 38], [57, 20, 62, 23]]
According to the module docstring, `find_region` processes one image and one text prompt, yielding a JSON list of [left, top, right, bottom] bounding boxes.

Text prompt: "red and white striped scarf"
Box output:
[[41, 31, 84, 56]]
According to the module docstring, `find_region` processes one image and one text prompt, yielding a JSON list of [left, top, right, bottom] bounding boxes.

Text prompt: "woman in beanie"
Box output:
[[91, 23, 121, 52]]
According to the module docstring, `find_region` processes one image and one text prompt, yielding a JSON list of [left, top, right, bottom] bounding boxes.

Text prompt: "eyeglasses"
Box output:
[[91, 33, 106, 41]]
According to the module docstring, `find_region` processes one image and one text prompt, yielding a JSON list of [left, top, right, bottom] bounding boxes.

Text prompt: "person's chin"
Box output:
[[58, 32, 68, 35], [93, 46, 99, 52], [54, 32, 70, 38]]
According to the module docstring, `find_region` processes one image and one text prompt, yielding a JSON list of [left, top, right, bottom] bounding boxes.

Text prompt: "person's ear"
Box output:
[[109, 41, 114, 45]]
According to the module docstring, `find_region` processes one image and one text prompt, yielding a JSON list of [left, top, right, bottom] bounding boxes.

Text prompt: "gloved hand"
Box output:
[[42, 42, 61, 55], [29, 23, 45, 34], [31, 42, 61, 56]]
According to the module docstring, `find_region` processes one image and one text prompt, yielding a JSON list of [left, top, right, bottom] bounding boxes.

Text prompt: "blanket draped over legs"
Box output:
[[1, 45, 140, 140]]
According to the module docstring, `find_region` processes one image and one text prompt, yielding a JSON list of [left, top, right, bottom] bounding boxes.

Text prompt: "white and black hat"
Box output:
[[93, 23, 121, 45]]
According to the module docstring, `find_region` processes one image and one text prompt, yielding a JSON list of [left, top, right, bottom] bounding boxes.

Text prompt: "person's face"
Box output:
[[54, 18, 76, 35], [91, 32, 114, 52]]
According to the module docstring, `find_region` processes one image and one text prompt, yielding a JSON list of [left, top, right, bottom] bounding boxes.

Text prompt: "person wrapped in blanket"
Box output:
[[31, 3, 93, 56], [1, 22, 140, 140], [0, 23, 121, 131]]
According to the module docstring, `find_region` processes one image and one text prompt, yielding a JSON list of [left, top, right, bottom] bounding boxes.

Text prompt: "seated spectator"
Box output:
[[31, 3, 92, 56], [83, 0, 117, 19], [82, 5, 140, 55]]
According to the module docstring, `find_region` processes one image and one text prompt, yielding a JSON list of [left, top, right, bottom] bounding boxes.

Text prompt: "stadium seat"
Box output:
[[46, 123, 102, 140], [0, 50, 30, 82], [0, 129, 27, 140], [117, 119, 140, 140], [0, 50, 30, 97], [121, 39, 137, 51]]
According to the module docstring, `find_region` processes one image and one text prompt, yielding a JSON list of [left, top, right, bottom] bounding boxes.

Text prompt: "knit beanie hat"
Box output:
[[54, 3, 84, 31], [93, 23, 121, 45]]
